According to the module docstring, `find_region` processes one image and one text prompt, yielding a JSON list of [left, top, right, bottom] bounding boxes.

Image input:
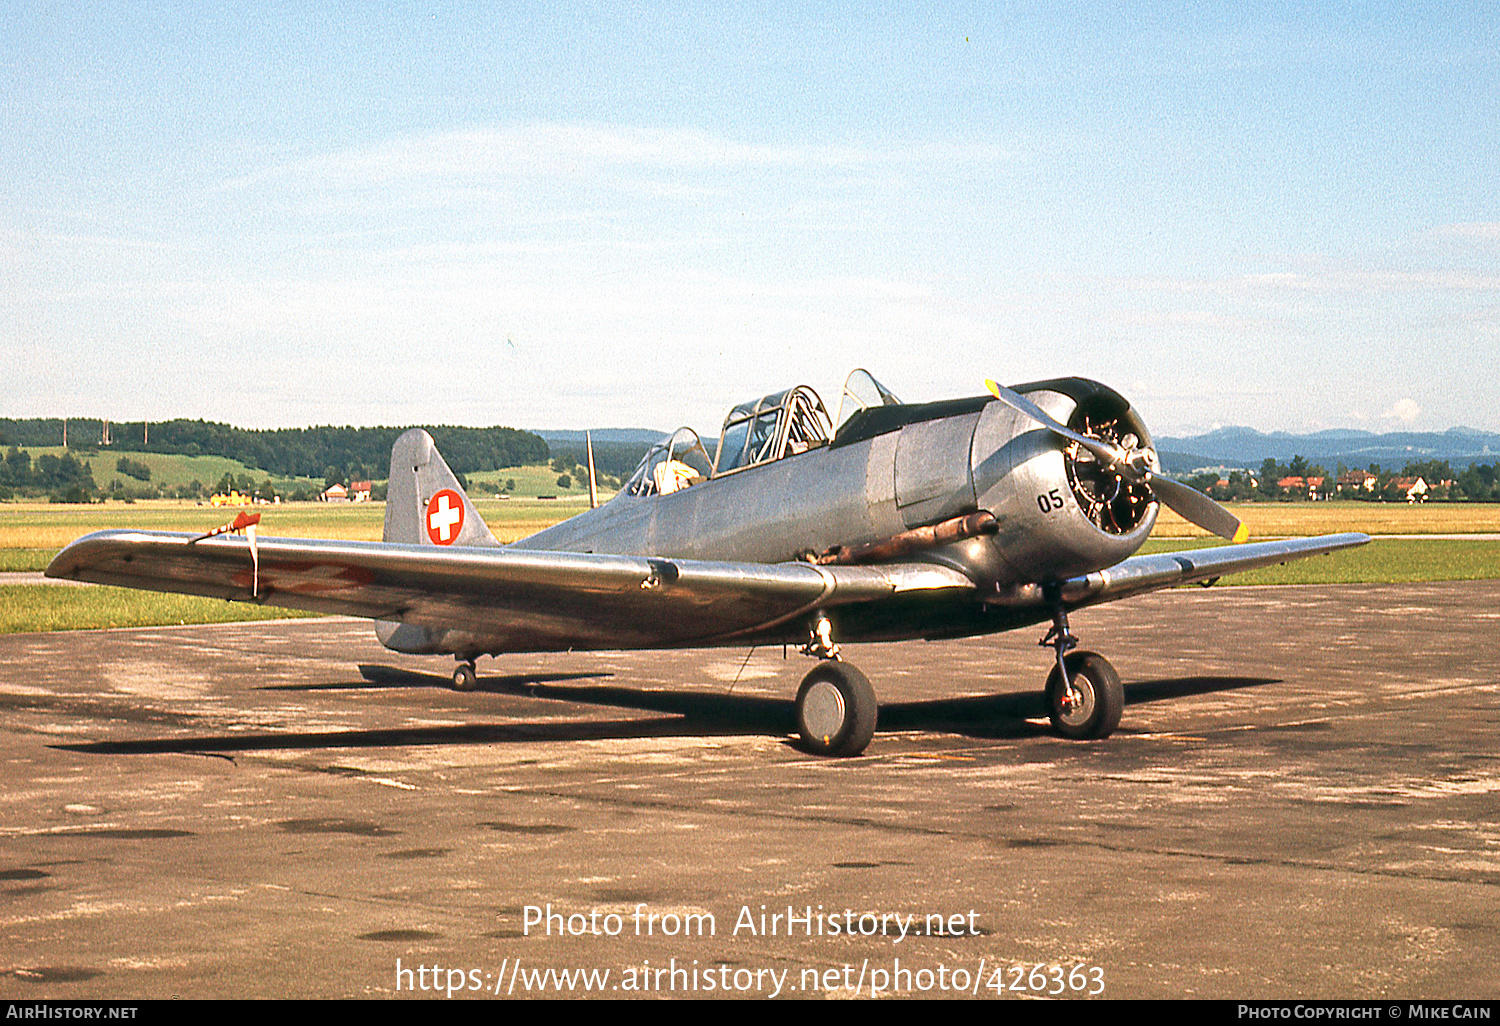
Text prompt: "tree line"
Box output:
[[0, 448, 98, 502], [0, 418, 549, 488], [1183, 457, 1500, 502], [545, 441, 652, 484]]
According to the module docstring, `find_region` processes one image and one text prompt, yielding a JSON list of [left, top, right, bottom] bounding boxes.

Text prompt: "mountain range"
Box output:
[[1154, 427, 1500, 474]]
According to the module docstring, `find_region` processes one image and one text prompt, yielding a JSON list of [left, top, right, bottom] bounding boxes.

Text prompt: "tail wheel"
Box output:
[[795, 661, 878, 757], [452, 661, 478, 692], [1045, 651, 1123, 740]]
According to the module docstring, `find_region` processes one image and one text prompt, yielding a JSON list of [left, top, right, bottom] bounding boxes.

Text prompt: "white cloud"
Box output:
[[222, 124, 1016, 194], [1382, 398, 1421, 424], [1108, 268, 1500, 297], [9, 113, 1500, 434], [1428, 222, 1500, 241]]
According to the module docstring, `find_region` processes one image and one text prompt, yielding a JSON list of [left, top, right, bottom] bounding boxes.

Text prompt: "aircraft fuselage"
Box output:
[[517, 378, 1158, 595]]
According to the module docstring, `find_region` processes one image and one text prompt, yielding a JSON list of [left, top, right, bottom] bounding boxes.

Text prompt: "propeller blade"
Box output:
[[984, 378, 1248, 543], [1148, 473, 1249, 543], [983, 379, 1125, 467]]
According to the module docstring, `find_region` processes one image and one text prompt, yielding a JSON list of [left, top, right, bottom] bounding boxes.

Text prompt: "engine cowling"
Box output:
[[966, 378, 1158, 587]]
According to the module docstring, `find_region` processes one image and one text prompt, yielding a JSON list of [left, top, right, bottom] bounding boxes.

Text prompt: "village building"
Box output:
[[1389, 476, 1428, 503], [1276, 475, 1326, 499]]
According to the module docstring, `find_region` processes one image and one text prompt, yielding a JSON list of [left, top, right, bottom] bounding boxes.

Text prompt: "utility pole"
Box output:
[[586, 430, 599, 509]]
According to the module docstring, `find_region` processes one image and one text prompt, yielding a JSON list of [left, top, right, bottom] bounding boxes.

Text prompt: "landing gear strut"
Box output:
[[1039, 584, 1122, 740], [794, 612, 877, 757]]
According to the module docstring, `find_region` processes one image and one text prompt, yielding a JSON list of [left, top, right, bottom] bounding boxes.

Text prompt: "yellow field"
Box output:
[[4, 497, 1497, 564], [1152, 500, 1500, 538], [0, 497, 588, 553], [5, 496, 1497, 560]]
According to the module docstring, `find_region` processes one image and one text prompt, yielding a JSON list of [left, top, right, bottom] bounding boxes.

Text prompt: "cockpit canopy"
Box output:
[[622, 370, 902, 496], [623, 427, 715, 497], [833, 368, 902, 431], [714, 385, 833, 475]]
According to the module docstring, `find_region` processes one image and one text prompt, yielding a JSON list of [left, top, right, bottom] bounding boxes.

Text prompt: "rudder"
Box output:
[[382, 428, 500, 548]]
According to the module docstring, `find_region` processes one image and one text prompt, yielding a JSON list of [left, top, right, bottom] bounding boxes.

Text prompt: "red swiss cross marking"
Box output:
[[425, 489, 465, 545]]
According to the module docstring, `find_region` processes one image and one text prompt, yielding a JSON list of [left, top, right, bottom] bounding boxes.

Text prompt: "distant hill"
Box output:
[[9, 415, 1493, 484], [533, 428, 671, 445], [1156, 426, 1500, 474], [532, 429, 675, 481], [0, 418, 548, 480]]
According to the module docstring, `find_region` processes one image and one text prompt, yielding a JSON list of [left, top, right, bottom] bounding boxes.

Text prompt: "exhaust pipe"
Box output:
[[814, 511, 998, 565]]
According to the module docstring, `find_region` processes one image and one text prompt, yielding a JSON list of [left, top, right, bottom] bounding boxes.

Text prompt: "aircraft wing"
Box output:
[[1057, 533, 1372, 609], [43, 530, 1369, 652], [44, 530, 976, 652]]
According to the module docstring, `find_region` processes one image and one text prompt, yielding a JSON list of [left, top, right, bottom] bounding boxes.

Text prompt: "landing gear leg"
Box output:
[[794, 612, 877, 757], [1039, 583, 1079, 696], [1039, 584, 1122, 740], [452, 657, 478, 692]]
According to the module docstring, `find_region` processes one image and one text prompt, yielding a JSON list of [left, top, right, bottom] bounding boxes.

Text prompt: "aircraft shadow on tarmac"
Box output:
[[879, 675, 1280, 740], [255, 668, 615, 692], [51, 669, 1280, 755]]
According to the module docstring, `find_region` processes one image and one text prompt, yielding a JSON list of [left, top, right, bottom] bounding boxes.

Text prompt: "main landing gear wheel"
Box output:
[[451, 660, 478, 692], [1045, 651, 1123, 740], [795, 661, 877, 757]]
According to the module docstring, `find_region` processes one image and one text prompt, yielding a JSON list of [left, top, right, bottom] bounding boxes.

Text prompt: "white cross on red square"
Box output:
[[425, 489, 465, 544]]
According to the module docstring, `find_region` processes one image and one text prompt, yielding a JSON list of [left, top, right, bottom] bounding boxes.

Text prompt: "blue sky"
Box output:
[[3, 3, 1497, 435]]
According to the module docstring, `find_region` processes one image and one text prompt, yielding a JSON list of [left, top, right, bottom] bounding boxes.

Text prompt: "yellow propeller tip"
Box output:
[[984, 379, 1001, 396], [1232, 524, 1249, 544]]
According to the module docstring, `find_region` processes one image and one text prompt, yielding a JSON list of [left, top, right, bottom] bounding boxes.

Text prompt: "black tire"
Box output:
[[1045, 651, 1123, 740], [795, 661, 878, 757], [452, 661, 478, 692]]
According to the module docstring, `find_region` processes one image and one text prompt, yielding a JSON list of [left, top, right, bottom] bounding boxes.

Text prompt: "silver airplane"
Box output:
[[47, 370, 1368, 756]]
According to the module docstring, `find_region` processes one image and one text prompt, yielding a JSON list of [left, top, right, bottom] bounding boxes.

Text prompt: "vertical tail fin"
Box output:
[[383, 429, 500, 547]]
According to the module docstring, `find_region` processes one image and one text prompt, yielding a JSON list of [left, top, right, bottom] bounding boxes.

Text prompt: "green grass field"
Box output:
[[1152, 499, 1500, 537], [0, 584, 323, 634], [3, 496, 1498, 634], [10, 445, 613, 506], [0, 494, 595, 565], [15, 445, 325, 496], [468, 462, 619, 500], [1140, 537, 1500, 585], [0, 549, 54, 572]]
